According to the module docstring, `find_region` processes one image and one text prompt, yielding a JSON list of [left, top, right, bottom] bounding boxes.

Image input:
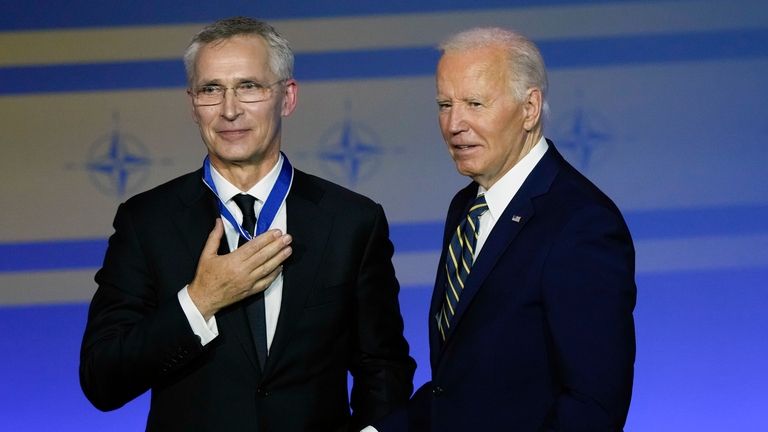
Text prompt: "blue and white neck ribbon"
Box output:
[[202, 152, 293, 243]]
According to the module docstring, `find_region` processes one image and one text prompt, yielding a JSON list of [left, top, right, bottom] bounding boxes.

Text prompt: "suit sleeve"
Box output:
[[542, 204, 636, 431], [348, 204, 416, 429], [79, 203, 204, 411]]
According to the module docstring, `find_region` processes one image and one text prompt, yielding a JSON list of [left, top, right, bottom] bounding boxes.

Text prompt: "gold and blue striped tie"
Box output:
[[437, 194, 488, 341]]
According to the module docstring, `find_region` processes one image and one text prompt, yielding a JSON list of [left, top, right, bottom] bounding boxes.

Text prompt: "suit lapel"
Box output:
[[262, 171, 332, 376], [173, 168, 261, 371], [428, 186, 474, 366], [173, 169, 219, 262], [434, 143, 563, 357]]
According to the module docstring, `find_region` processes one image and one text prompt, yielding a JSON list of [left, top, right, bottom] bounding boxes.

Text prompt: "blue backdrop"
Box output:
[[1, 0, 767, 430]]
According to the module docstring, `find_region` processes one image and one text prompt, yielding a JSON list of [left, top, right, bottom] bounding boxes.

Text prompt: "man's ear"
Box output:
[[281, 79, 298, 117], [522, 87, 542, 132]]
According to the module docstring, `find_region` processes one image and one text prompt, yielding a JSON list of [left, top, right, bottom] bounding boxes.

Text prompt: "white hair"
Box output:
[[440, 27, 550, 119]]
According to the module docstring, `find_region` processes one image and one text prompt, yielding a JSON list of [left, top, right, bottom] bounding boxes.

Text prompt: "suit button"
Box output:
[[432, 386, 444, 397], [256, 387, 270, 398]]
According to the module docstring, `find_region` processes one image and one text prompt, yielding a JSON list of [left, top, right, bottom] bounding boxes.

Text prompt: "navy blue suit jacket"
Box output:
[[379, 142, 636, 431]]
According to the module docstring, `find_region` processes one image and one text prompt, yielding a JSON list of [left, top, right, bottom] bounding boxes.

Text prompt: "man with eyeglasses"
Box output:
[[80, 17, 415, 431]]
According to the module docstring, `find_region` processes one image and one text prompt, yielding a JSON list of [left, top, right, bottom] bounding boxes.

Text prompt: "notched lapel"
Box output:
[[173, 170, 262, 371], [437, 144, 562, 350], [262, 173, 332, 376], [428, 186, 475, 364], [173, 171, 220, 262], [173, 173, 235, 317], [439, 199, 535, 348]]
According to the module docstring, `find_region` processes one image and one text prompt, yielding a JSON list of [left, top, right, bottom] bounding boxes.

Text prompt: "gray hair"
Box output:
[[183, 17, 294, 85], [439, 27, 549, 118]]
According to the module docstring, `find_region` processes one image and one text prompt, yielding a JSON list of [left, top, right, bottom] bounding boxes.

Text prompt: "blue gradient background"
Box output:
[[2, 0, 767, 430]]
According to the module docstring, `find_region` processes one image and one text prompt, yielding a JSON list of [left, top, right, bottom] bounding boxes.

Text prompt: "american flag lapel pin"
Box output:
[[511, 215, 522, 223]]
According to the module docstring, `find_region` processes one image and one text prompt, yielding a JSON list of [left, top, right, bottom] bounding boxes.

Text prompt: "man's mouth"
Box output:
[[452, 143, 479, 151], [217, 129, 249, 139]]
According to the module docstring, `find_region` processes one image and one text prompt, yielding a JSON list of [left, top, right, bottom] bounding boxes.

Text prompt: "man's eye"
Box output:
[[468, 101, 482, 108], [239, 82, 262, 91], [199, 85, 221, 95], [437, 102, 452, 111]]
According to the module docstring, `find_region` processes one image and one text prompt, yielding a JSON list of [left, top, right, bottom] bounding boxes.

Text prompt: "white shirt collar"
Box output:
[[210, 153, 284, 204], [478, 137, 549, 221]]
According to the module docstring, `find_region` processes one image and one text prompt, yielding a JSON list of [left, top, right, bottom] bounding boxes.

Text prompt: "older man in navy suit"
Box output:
[[377, 27, 636, 432]]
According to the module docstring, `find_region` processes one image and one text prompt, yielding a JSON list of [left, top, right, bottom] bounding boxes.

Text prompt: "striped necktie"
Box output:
[[437, 194, 488, 341]]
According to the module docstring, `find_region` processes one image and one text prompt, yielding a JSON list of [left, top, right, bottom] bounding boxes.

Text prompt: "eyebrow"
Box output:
[[435, 94, 486, 102], [197, 76, 265, 85]]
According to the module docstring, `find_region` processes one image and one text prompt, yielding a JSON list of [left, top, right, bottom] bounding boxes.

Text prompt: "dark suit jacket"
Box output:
[[378, 142, 636, 432], [80, 167, 415, 431]]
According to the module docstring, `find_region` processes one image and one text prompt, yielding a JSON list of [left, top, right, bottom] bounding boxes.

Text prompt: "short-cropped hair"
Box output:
[[183, 16, 294, 85]]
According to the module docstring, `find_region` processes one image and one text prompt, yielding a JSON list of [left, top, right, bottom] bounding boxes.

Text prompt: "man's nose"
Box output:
[[220, 88, 242, 120], [447, 106, 467, 134]]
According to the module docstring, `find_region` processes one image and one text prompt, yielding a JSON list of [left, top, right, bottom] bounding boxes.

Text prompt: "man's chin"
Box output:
[[453, 162, 478, 179]]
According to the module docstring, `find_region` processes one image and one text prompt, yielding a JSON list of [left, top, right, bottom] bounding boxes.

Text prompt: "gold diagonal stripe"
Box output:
[[469, 203, 487, 212], [442, 304, 452, 330], [463, 231, 474, 255], [447, 276, 459, 304], [444, 292, 455, 315], [450, 240, 462, 261], [437, 307, 448, 339], [445, 263, 460, 301], [461, 229, 471, 245], [447, 246, 464, 288], [455, 225, 464, 248], [448, 243, 459, 270], [467, 215, 478, 234], [461, 256, 472, 274]]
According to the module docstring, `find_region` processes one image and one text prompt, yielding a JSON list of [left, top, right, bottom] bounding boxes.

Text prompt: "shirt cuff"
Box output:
[[178, 285, 219, 346], [361, 427, 378, 432]]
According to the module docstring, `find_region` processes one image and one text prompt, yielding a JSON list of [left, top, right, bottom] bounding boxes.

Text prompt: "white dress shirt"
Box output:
[[178, 154, 289, 349], [475, 137, 548, 258]]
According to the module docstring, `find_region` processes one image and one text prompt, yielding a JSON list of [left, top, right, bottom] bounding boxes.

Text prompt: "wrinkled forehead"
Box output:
[[195, 35, 268, 62], [193, 35, 273, 82], [436, 47, 510, 93]]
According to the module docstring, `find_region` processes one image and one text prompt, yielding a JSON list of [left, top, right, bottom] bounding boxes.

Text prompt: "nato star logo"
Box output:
[[316, 116, 384, 186], [68, 113, 167, 198], [295, 103, 403, 188], [553, 105, 613, 171]]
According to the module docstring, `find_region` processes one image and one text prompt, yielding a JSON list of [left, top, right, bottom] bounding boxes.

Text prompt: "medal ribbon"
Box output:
[[202, 152, 293, 242]]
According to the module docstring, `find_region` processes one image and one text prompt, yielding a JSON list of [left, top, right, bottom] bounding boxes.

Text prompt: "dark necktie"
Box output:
[[231, 193, 268, 370], [437, 194, 488, 341]]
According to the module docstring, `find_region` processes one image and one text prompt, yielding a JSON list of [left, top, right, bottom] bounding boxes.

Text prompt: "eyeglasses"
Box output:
[[188, 79, 285, 106]]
